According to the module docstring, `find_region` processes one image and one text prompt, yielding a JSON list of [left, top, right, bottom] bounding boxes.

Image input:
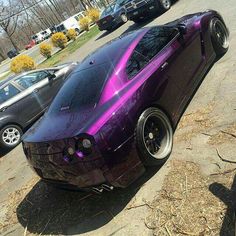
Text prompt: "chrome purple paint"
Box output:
[[76, 150, 84, 159], [22, 10, 227, 189]]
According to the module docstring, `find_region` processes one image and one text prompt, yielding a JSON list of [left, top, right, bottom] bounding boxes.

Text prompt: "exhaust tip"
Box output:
[[102, 184, 114, 191], [92, 187, 104, 194]]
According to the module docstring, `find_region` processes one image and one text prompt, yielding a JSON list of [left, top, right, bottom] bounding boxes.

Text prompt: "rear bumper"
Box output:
[[23, 139, 145, 189], [127, 2, 158, 20], [97, 17, 123, 31]]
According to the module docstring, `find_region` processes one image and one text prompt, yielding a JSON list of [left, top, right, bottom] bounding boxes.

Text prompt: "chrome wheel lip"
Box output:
[[161, 0, 171, 9], [121, 14, 128, 22], [2, 127, 21, 146], [142, 111, 172, 160], [215, 20, 229, 49]]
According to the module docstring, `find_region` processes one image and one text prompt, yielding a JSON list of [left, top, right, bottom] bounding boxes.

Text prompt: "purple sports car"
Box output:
[[23, 10, 229, 192]]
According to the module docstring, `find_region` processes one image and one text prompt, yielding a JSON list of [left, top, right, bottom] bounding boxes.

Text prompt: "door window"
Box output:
[[0, 84, 20, 103], [15, 71, 49, 89], [126, 51, 149, 78], [126, 27, 178, 79]]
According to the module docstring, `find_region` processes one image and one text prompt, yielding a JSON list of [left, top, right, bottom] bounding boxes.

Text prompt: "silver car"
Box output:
[[0, 63, 77, 149]]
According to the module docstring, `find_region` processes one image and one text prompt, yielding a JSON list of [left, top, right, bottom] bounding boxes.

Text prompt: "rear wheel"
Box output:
[[210, 18, 229, 56], [0, 125, 23, 149], [136, 107, 173, 166], [158, 0, 171, 12]]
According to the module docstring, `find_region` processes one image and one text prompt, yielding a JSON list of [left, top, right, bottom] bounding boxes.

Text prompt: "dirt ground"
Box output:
[[0, 0, 236, 235]]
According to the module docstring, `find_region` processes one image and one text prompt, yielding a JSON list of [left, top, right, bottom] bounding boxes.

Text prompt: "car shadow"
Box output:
[[209, 174, 236, 235], [16, 165, 160, 235], [0, 148, 10, 158]]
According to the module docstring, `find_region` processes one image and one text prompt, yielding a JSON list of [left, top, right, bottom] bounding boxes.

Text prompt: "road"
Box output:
[[0, 0, 236, 235], [0, 39, 59, 77]]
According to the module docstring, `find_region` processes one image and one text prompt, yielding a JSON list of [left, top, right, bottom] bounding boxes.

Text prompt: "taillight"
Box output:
[[62, 135, 95, 163], [75, 136, 94, 157]]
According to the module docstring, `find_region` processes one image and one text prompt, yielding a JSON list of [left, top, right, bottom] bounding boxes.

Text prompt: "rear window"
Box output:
[[0, 84, 20, 104], [48, 63, 111, 114]]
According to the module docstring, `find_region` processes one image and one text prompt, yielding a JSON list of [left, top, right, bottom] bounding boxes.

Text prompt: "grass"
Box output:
[[0, 26, 100, 82], [39, 26, 100, 68]]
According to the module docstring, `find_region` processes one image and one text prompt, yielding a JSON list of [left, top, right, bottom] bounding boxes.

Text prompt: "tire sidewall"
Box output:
[[158, 0, 171, 11], [136, 107, 173, 166], [0, 125, 23, 149], [210, 18, 229, 56]]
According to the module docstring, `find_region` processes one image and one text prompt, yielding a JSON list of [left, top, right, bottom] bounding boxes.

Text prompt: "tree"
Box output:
[[0, 0, 21, 50]]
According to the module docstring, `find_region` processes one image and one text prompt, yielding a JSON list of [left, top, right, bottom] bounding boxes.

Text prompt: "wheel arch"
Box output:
[[135, 103, 174, 130], [0, 122, 23, 132]]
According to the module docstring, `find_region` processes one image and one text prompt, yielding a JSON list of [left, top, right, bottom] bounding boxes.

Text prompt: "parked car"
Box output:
[[7, 49, 19, 59], [0, 63, 77, 149], [50, 26, 57, 35], [41, 29, 52, 40], [96, 3, 128, 31], [25, 40, 36, 50], [120, 0, 174, 23], [56, 12, 85, 34], [31, 33, 44, 44], [23, 11, 229, 192]]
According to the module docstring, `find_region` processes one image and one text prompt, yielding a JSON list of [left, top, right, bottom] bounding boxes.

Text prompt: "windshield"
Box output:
[[115, 0, 130, 8], [101, 5, 115, 17], [0, 84, 20, 104], [48, 63, 111, 114]]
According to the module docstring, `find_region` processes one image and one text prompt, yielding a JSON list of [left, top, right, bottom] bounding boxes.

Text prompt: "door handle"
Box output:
[[161, 62, 169, 71]]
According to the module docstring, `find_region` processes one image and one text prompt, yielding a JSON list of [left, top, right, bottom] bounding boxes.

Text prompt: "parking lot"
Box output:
[[0, 0, 236, 235]]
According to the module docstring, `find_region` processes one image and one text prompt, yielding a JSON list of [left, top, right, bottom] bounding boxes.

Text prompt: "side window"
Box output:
[[0, 84, 20, 103], [126, 27, 178, 79], [126, 51, 149, 78], [15, 71, 49, 89], [135, 27, 178, 61]]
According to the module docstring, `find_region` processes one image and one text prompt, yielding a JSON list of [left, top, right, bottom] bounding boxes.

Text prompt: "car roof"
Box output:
[[73, 29, 146, 73], [0, 64, 72, 89]]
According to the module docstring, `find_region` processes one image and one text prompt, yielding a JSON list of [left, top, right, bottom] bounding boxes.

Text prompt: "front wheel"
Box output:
[[136, 107, 173, 166], [210, 18, 229, 57], [0, 125, 23, 149], [158, 0, 171, 12]]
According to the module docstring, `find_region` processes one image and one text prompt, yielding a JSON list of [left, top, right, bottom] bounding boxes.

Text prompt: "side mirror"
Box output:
[[178, 24, 187, 35], [48, 73, 56, 81]]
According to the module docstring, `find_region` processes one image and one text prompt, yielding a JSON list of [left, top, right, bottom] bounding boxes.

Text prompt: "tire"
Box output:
[[133, 18, 144, 24], [210, 18, 229, 56], [120, 14, 128, 23], [0, 125, 23, 149], [136, 107, 173, 166], [158, 0, 171, 12]]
